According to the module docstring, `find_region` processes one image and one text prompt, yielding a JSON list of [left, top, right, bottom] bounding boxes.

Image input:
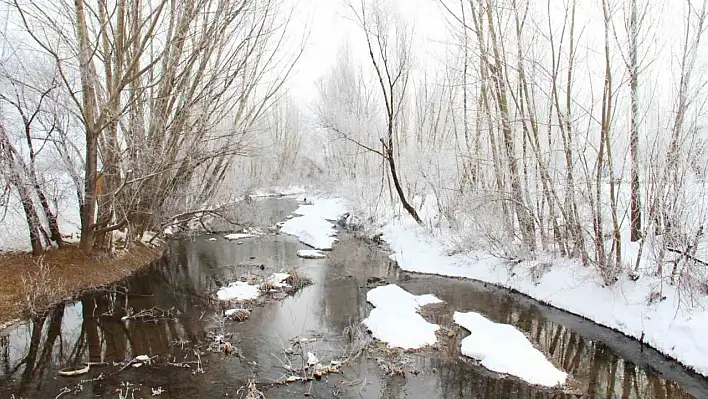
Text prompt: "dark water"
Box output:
[[1, 199, 708, 399]]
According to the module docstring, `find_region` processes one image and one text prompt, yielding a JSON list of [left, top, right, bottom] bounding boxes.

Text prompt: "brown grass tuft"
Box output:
[[284, 268, 313, 291]]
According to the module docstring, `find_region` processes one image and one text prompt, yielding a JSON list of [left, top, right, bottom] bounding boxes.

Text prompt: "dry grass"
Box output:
[[284, 268, 313, 291], [17, 257, 66, 316], [0, 244, 162, 326]]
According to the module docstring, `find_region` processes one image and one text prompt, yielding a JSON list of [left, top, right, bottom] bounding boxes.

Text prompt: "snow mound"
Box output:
[[454, 311, 566, 387], [224, 233, 255, 240], [218, 273, 291, 300], [367, 284, 443, 311], [280, 214, 338, 250], [362, 284, 443, 350], [216, 282, 260, 301], [297, 249, 327, 259], [266, 273, 290, 288]]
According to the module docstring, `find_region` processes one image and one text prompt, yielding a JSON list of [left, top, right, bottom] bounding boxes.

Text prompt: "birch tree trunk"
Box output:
[[629, 0, 642, 243]]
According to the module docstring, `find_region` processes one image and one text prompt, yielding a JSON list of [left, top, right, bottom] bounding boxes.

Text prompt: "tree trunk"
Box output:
[[385, 143, 421, 223], [80, 132, 99, 254], [0, 126, 44, 256], [18, 184, 44, 256], [602, 0, 622, 270], [74, 0, 100, 255], [485, 0, 537, 252], [629, 0, 642, 242]]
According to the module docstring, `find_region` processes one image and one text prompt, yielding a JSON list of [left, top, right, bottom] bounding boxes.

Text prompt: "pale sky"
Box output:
[[285, 0, 449, 104]]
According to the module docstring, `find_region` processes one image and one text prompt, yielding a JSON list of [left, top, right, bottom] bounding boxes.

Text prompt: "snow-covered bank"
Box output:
[[383, 219, 708, 377], [454, 311, 567, 387], [287, 193, 708, 378], [362, 284, 443, 350], [250, 186, 307, 198]]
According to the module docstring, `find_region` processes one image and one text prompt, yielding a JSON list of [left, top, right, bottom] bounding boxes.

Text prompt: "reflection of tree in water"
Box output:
[[398, 277, 700, 399], [319, 238, 399, 334], [0, 259, 215, 398], [0, 304, 65, 394], [2, 232, 309, 397], [541, 327, 693, 399], [429, 355, 566, 399]]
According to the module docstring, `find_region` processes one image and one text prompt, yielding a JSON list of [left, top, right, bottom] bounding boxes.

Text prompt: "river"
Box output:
[[1, 198, 707, 398]]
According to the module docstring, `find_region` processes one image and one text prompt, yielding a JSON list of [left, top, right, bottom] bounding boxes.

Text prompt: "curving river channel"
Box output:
[[1, 198, 708, 399]]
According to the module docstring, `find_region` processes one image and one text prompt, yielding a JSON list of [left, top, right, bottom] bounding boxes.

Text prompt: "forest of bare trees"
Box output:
[[315, 0, 708, 296], [1, 0, 302, 255], [1, 0, 707, 300]]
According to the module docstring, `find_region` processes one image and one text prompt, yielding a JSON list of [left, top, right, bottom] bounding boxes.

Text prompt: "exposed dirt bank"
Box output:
[[0, 245, 163, 328]]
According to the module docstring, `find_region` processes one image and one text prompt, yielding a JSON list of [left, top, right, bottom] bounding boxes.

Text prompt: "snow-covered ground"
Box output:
[[291, 197, 348, 220], [362, 284, 443, 350], [454, 311, 567, 387], [291, 194, 708, 378], [279, 196, 348, 250], [250, 186, 307, 198], [383, 219, 708, 377], [280, 215, 339, 250]]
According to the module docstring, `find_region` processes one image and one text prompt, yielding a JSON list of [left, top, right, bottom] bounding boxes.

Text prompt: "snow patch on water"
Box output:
[[362, 284, 443, 350], [216, 282, 261, 301], [454, 311, 567, 387], [296, 249, 327, 259], [224, 233, 255, 240], [266, 273, 291, 288]]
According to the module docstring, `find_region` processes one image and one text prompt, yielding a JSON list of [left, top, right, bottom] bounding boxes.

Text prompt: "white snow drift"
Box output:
[[454, 311, 567, 387], [216, 282, 261, 301], [217, 273, 291, 300], [279, 197, 348, 250], [362, 284, 443, 350]]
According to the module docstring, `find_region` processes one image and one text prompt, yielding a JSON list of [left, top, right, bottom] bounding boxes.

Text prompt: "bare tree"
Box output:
[[628, 0, 642, 243], [0, 64, 64, 250], [347, 0, 422, 223], [0, 121, 44, 255], [9, 0, 303, 254]]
